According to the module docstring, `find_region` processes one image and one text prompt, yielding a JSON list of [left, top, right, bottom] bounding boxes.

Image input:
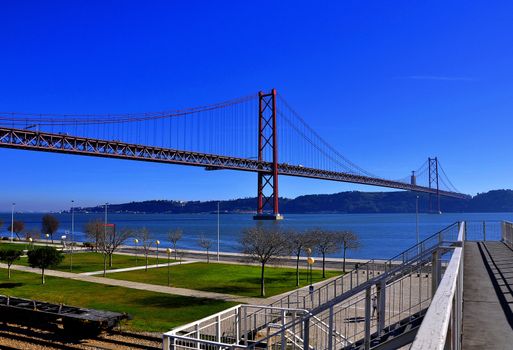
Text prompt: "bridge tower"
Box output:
[[428, 157, 441, 214], [253, 89, 283, 220]]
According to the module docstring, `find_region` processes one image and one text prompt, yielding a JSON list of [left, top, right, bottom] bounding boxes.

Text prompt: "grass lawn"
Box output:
[[0, 242, 32, 251], [0, 268, 236, 332], [109, 262, 341, 297], [14, 252, 166, 273]]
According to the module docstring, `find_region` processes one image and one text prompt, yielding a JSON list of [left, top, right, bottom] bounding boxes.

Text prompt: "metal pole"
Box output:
[[217, 201, 220, 262], [104, 203, 108, 277], [10, 203, 15, 241], [416, 195, 420, 254], [71, 200, 74, 272]]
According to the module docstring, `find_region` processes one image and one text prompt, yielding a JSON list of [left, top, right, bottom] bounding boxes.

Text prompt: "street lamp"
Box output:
[[71, 200, 75, 272], [307, 257, 315, 292], [416, 195, 420, 250], [166, 247, 172, 286], [156, 240, 160, 265], [134, 238, 139, 265], [217, 201, 220, 262], [10, 203, 15, 242], [103, 203, 108, 277], [28, 237, 33, 250], [45, 233, 50, 246]]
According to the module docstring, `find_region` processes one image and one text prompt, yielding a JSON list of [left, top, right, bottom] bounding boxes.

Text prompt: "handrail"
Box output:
[[410, 222, 465, 350]]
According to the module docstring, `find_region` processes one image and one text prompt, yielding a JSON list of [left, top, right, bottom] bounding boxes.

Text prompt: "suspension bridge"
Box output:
[[0, 89, 468, 218]]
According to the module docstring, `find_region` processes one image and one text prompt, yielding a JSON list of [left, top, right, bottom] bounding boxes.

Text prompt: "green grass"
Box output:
[[15, 252, 167, 273], [0, 268, 236, 332], [0, 242, 31, 251], [109, 262, 341, 297]]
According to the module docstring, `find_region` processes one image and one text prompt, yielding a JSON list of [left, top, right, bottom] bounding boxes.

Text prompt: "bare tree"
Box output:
[[98, 227, 132, 271], [240, 227, 289, 297], [198, 235, 213, 263], [336, 231, 360, 273], [289, 231, 315, 286], [137, 227, 153, 271], [168, 229, 183, 260], [42, 214, 59, 243], [7, 220, 24, 239], [84, 219, 103, 252], [24, 228, 40, 241], [312, 229, 340, 278]]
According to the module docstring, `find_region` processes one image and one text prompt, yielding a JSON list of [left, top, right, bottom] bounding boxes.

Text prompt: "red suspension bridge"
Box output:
[[0, 89, 468, 219]]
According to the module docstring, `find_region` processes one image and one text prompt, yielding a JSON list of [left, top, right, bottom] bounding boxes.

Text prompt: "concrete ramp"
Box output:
[[462, 241, 513, 349]]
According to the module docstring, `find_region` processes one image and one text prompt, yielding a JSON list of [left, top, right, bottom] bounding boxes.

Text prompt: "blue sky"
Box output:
[[1, 1, 512, 212]]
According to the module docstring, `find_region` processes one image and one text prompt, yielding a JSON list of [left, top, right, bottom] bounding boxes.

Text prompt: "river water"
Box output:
[[1, 212, 511, 259]]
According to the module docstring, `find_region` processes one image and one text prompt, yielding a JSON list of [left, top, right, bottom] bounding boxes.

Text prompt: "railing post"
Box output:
[[328, 306, 334, 350], [217, 314, 222, 342], [281, 309, 286, 350], [377, 280, 386, 336], [162, 335, 170, 350], [431, 249, 440, 298], [303, 317, 310, 350], [364, 287, 371, 350]]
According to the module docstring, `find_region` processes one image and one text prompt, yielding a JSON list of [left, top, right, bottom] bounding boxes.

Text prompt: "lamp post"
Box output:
[[134, 238, 139, 265], [28, 237, 33, 250], [10, 203, 15, 242], [45, 233, 50, 246], [217, 201, 220, 262], [103, 203, 108, 277], [416, 195, 420, 251], [166, 247, 172, 286], [71, 200, 74, 272], [307, 256, 315, 293], [156, 240, 160, 265]]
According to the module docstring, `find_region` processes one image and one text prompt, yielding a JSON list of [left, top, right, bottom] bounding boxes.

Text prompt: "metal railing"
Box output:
[[163, 223, 462, 350], [410, 222, 465, 350], [271, 222, 460, 311], [501, 221, 513, 249]]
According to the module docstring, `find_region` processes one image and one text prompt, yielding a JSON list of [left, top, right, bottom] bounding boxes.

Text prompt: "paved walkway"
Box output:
[[80, 260, 197, 275], [462, 241, 513, 350]]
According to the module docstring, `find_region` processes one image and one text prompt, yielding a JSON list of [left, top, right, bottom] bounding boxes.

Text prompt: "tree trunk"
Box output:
[[260, 262, 266, 297], [206, 249, 209, 263], [42, 268, 45, 285], [109, 253, 113, 267], [343, 247, 347, 273], [174, 244, 177, 260], [103, 253, 107, 277], [322, 253, 326, 278], [51, 234, 54, 244], [296, 253, 300, 286], [145, 253, 149, 271]]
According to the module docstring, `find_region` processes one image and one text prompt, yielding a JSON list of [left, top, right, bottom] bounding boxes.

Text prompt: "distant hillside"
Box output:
[[76, 189, 513, 214]]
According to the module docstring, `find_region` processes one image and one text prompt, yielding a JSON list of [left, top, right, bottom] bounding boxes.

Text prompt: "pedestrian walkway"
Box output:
[[81, 260, 197, 275], [462, 241, 513, 349]]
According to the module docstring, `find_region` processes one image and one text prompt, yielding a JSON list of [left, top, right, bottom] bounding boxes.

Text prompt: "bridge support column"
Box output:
[[254, 89, 283, 220], [428, 157, 441, 214]]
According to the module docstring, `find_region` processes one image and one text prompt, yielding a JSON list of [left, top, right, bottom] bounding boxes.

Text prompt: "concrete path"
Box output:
[[462, 241, 513, 350], [80, 260, 197, 275]]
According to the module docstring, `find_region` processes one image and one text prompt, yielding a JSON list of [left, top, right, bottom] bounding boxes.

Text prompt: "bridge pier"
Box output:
[[254, 89, 283, 221]]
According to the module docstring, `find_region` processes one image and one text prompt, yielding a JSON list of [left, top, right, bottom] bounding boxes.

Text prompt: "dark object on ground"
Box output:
[[0, 294, 129, 338]]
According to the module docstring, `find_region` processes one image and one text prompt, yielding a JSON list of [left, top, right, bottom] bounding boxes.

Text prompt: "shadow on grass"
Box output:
[[0, 282, 24, 288], [133, 295, 229, 308]]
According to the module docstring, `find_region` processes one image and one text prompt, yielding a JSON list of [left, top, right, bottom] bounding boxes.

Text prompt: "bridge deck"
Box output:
[[462, 241, 513, 349]]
